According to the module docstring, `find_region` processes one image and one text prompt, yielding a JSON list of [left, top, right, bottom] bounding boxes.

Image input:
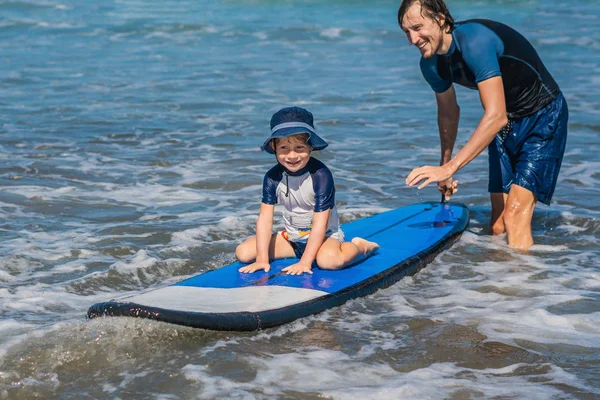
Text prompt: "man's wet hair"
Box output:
[[398, 0, 455, 33]]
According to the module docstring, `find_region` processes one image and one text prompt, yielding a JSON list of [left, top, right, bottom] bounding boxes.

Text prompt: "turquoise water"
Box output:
[[1, 0, 599, 398]]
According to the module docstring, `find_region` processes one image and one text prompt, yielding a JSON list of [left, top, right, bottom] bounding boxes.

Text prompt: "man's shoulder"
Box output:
[[453, 19, 506, 58], [454, 20, 499, 41], [454, 19, 522, 44]]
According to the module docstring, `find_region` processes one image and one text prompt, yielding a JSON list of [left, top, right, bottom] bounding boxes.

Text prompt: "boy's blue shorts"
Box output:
[[289, 240, 307, 259], [488, 92, 568, 205]]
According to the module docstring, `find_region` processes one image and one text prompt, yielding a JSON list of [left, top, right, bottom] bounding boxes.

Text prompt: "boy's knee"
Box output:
[[235, 244, 254, 263], [316, 250, 344, 270]]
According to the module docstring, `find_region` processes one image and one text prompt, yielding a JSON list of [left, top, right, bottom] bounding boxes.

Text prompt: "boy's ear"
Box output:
[[270, 139, 276, 152]]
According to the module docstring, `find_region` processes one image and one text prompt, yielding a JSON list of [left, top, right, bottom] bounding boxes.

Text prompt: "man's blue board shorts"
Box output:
[[488, 92, 568, 205]]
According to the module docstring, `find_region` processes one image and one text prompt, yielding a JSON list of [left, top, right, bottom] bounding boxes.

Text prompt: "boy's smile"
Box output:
[[274, 135, 311, 173]]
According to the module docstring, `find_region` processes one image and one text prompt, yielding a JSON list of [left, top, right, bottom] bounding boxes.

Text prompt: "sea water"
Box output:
[[1, 0, 599, 398]]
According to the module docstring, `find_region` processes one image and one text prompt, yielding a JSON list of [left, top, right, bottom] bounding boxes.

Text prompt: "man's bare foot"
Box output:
[[351, 237, 380, 257]]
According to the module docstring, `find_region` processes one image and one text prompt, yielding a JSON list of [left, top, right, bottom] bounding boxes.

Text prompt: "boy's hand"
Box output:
[[282, 262, 313, 275], [239, 261, 271, 273]]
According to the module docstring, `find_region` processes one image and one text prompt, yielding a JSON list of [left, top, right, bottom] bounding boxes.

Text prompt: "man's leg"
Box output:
[[490, 192, 508, 235], [502, 184, 537, 249], [487, 129, 512, 236]]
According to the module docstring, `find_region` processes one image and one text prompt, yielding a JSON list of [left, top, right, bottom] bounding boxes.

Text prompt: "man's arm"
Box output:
[[436, 85, 460, 166], [445, 76, 507, 172], [436, 86, 460, 199], [406, 76, 508, 189]]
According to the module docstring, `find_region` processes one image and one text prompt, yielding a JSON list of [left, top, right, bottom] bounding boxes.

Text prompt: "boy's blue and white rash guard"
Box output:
[[262, 157, 343, 243]]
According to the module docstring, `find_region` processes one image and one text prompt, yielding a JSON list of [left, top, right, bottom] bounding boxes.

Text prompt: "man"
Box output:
[[399, 0, 568, 249]]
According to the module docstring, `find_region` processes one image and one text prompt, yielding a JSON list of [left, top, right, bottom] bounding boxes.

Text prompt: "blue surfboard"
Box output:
[[88, 202, 469, 331]]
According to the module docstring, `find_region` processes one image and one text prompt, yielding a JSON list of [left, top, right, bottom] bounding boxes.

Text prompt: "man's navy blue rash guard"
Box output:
[[420, 19, 560, 119], [262, 157, 342, 242]]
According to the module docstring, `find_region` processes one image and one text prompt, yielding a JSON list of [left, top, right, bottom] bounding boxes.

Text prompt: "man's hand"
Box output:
[[239, 261, 271, 273], [438, 178, 459, 201], [406, 164, 455, 190], [282, 262, 313, 275]]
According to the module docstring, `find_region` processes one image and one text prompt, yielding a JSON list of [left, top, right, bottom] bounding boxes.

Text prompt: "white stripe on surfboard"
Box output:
[[118, 285, 329, 313]]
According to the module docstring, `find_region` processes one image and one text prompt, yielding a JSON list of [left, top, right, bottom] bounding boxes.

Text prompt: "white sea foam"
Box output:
[[251, 31, 268, 40], [389, 233, 600, 349], [169, 227, 212, 249], [109, 250, 158, 274], [0, 271, 14, 282], [320, 27, 344, 38], [181, 353, 588, 399], [560, 161, 600, 186], [168, 215, 255, 252]]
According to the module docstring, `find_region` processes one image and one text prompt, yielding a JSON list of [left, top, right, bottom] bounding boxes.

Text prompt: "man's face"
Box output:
[[401, 3, 446, 58]]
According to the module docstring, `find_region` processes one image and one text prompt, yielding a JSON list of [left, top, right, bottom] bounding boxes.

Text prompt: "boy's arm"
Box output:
[[282, 208, 330, 275], [255, 203, 275, 263], [239, 203, 274, 273]]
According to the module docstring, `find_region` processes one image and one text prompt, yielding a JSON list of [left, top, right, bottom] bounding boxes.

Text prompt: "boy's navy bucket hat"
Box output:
[[261, 107, 329, 154]]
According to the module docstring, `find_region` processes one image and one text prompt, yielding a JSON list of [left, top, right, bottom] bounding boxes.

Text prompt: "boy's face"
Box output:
[[273, 134, 311, 173]]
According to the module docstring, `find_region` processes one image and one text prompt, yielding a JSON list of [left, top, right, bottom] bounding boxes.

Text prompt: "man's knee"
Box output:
[[502, 203, 534, 249], [490, 219, 505, 235], [501, 197, 532, 231], [501, 208, 518, 231]]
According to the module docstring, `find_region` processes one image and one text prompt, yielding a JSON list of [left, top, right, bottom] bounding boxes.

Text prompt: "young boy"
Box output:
[[236, 106, 379, 275]]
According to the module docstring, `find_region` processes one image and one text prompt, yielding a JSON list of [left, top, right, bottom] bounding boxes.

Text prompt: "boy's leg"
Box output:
[[236, 233, 296, 263], [316, 237, 379, 270], [351, 237, 380, 257]]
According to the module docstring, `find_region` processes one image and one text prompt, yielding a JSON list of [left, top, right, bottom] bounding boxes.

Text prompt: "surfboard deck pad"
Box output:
[[88, 202, 469, 331]]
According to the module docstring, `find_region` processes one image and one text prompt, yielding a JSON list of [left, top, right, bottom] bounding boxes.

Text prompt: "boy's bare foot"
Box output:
[[351, 237, 380, 257]]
